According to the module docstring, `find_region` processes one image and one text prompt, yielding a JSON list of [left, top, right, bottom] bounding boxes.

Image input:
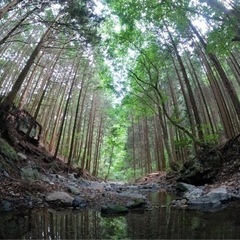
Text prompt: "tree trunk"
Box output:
[[0, 15, 60, 108]]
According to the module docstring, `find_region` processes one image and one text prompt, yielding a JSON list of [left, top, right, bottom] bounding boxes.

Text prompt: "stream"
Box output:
[[1, 191, 240, 239]]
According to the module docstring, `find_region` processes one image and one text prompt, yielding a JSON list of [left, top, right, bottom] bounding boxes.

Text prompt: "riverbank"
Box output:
[[0, 136, 170, 213], [1, 133, 240, 213]]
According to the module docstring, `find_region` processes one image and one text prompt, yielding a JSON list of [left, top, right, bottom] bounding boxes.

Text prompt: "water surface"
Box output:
[[0, 191, 240, 239]]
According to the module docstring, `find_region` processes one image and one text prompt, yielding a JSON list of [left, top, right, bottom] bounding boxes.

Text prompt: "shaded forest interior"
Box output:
[[0, 0, 240, 181]]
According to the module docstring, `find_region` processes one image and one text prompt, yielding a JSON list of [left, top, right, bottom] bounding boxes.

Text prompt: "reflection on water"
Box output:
[[0, 192, 240, 239]]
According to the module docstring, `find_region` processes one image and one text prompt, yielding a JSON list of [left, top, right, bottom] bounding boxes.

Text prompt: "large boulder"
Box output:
[[46, 191, 74, 207], [173, 184, 231, 210], [187, 187, 231, 210], [177, 148, 222, 185]]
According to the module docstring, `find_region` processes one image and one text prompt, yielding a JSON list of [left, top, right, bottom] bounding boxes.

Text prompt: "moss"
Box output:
[[0, 137, 18, 162]]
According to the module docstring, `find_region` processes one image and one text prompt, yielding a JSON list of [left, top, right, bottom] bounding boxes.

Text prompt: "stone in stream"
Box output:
[[126, 198, 147, 209], [174, 183, 232, 210], [184, 188, 203, 200], [188, 186, 231, 209], [101, 204, 129, 216], [176, 182, 198, 192], [46, 191, 74, 207], [207, 187, 231, 202]]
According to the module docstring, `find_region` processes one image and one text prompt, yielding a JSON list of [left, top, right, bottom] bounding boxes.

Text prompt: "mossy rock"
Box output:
[[0, 138, 18, 162], [177, 158, 219, 185], [21, 166, 39, 182]]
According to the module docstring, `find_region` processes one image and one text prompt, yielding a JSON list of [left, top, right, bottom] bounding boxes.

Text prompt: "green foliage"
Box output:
[[207, 23, 236, 55]]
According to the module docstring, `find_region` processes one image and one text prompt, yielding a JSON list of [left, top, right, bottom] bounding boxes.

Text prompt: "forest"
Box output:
[[0, 0, 240, 180]]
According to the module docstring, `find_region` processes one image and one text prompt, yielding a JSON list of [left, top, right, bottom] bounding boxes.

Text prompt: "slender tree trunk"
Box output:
[[166, 24, 204, 141], [67, 61, 87, 166], [0, 15, 59, 108], [53, 56, 78, 159], [24, 48, 63, 139], [190, 22, 240, 120]]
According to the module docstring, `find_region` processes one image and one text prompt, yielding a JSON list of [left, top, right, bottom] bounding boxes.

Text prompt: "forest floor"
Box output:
[[0, 107, 240, 213]]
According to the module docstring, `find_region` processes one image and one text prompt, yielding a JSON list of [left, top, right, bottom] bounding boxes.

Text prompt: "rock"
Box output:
[[72, 197, 87, 209], [46, 191, 74, 206], [188, 195, 221, 208], [126, 185, 139, 191], [206, 187, 231, 202], [176, 182, 197, 192], [171, 199, 188, 209], [117, 192, 146, 201], [230, 194, 240, 200], [188, 187, 231, 209], [17, 152, 27, 160], [67, 173, 76, 180], [184, 188, 203, 200], [126, 199, 147, 209], [104, 185, 112, 191], [68, 186, 81, 195], [177, 149, 221, 185], [101, 204, 129, 215], [90, 182, 105, 192], [0, 200, 12, 212], [21, 166, 39, 182]]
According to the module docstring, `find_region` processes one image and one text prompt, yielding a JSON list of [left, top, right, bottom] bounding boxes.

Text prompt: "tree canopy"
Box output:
[[0, 0, 240, 180]]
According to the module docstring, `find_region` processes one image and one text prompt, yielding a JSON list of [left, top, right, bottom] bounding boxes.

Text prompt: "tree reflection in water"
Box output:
[[0, 192, 240, 239]]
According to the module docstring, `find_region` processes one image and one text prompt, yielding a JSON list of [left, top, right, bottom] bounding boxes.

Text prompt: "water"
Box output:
[[1, 191, 240, 239]]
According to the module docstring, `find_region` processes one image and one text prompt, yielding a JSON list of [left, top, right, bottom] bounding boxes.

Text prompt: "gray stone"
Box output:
[[126, 199, 146, 209], [68, 186, 81, 195], [118, 192, 146, 201], [171, 199, 188, 209], [21, 166, 39, 182], [188, 195, 221, 208], [90, 182, 105, 192], [184, 188, 203, 200], [104, 185, 112, 191], [46, 191, 74, 206], [17, 152, 27, 160], [126, 185, 139, 191], [72, 197, 87, 208], [176, 182, 197, 192], [67, 173, 76, 180], [206, 187, 231, 202]]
